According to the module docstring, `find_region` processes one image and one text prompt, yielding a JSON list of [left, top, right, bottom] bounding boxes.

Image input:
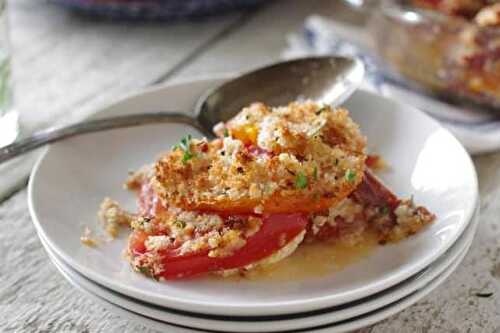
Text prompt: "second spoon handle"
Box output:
[[0, 111, 207, 164]]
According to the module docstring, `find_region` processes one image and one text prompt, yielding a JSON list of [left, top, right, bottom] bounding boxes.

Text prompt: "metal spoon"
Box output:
[[0, 56, 364, 164]]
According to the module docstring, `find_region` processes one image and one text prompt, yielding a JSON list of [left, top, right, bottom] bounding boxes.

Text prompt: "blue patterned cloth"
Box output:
[[284, 15, 500, 155], [51, 0, 267, 20]]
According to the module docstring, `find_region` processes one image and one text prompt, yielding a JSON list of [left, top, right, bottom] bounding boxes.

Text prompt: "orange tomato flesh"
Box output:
[[231, 124, 259, 146]]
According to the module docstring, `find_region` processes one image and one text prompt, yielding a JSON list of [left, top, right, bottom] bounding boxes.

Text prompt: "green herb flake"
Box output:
[[295, 172, 308, 189], [380, 206, 389, 215], [138, 266, 153, 277], [174, 134, 196, 163], [313, 166, 318, 180], [174, 220, 186, 229], [223, 128, 230, 137], [182, 150, 194, 163], [475, 292, 494, 298], [179, 134, 192, 151], [345, 169, 356, 183]]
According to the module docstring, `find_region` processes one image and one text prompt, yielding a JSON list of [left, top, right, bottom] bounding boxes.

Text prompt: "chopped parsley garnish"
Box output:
[[380, 206, 389, 215], [345, 169, 356, 183], [174, 220, 186, 229], [174, 134, 195, 163], [313, 166, 318, 180], [179, 134, 192, 150], [182, 150, 194, 163], [138, 266, 153, 277], [295, 172, 308, 189], [138, 266, 159, 281], [475, 292, 494, 298], [223, 128, 229, 137]]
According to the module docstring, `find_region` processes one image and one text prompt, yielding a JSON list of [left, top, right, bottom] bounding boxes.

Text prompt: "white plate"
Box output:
[[39, 205, 478, 332], [43, 229, 471, 333], [28, 77, 478, 316]]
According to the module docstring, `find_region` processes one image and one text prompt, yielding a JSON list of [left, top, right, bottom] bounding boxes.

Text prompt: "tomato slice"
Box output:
[[130, 181, 308, 279], [129, 213, 307, 279]]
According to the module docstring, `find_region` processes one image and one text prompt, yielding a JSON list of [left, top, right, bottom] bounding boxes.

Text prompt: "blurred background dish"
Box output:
[[345, 0, 500, 111], [50, 0, 268, 21]]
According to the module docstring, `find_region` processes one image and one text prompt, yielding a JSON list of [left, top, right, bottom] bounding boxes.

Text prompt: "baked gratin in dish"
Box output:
[[96, 101, 435, 281], [370, 0, 499, 109]]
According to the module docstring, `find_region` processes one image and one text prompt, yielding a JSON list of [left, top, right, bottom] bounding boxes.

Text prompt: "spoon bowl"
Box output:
[[196, 56, 364, 132], [0, 56, 364, 163]]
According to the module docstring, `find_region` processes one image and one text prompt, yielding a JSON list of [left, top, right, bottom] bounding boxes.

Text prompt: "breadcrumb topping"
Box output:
[[154, 101, 366, 214], [308, 174, 435, 245], [389, 199, 435, 242], [98, 198, 135, 239], [92, 100, 436, 281], [80, 227, 98, 247]]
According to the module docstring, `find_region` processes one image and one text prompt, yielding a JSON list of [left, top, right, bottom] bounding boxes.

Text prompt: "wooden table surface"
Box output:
[[2, 1, 500, 332]]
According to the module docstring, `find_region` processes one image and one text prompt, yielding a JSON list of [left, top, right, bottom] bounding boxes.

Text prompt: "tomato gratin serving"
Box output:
[[96, 101, 435, 281]]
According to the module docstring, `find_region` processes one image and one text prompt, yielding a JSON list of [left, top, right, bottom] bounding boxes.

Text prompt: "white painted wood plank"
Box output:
[[0, 152, 37, 202], [174, 0, 367, 79], [0, 0, 245, 198], [10, 0, 243, 132], [0, 190, 159, 333]]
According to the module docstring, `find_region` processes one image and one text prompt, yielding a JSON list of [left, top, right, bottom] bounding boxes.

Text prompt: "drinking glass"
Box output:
[[0, 0, 18, 148]]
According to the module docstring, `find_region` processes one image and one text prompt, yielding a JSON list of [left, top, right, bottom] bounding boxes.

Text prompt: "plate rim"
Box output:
[[42, 226, 472, 333], [38, 204, 479, 332], [28, 76, 479, 316]]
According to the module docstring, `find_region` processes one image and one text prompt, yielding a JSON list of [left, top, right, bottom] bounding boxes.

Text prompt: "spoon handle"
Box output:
[[0, 112, 207, 164]]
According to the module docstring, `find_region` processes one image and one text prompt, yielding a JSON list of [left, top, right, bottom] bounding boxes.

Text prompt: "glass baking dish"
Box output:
[[347, 0, 500, 111]]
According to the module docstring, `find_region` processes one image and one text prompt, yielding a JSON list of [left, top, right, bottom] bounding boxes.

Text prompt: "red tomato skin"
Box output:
[[130, 176, 308, 279], [129, 213, 308, 280]]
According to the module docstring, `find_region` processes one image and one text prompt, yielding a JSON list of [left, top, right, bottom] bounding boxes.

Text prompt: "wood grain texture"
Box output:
[[9, 0, 243, 132], [0, 0, 247, 200], [174, 0, 366, 79], [0, 190, 158, 333], [2, 0, 500, 332]]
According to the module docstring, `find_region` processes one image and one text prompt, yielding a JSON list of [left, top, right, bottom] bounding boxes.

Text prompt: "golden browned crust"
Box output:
[[153, 101, 366, 214]]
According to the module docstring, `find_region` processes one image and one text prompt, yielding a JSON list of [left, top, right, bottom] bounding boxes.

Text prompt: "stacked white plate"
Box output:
[[29, 77, 479, 333]]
